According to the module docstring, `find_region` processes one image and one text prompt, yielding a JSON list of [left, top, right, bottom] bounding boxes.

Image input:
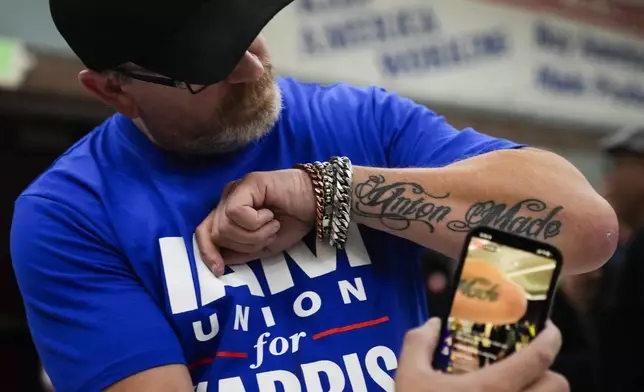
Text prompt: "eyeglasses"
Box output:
[[114, 67, 210, 95]]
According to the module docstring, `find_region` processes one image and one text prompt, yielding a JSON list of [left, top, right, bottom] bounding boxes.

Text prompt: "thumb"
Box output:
[[398, 318, 442, 367]]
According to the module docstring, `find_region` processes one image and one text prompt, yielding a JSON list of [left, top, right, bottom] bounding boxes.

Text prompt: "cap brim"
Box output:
[[600, 126, 644, 156], [601, 133, 629, 153], [131, 0, 293, 85]]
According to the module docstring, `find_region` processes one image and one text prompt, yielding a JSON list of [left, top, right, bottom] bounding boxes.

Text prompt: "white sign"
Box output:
[[262, 0, 644, 128]]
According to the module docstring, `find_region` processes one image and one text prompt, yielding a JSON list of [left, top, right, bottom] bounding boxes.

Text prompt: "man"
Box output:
[[594, 126, 644, 391], [556, 125, 644, 392], [601, 126, 644, 236], [10, 0, 616, 391]]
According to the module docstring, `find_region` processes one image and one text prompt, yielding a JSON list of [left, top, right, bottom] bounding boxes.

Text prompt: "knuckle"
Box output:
[[243, 232, 261, 244], [224, 203, 240, 218], [196, 213, 214, 234], [549, 372, 570, 392], [472, 385, 489, 392], [243, 171, 262, 183], [210, 222, 224, 241], [224, 178, 242, 191], [549, 323, 563, 341], [533, 345, 556, 368], [232, 244, 252, 253], [248, 244, 265, 254], [257, 228, 274, 241], [223, 181, 236, 191], [479, 381, 507, 392], [246, 239, 263, 250], [203, 254, 217, 265], [402, 328, 423, 347], [249, 221, 264, 231], [468, 386, 486, 392]]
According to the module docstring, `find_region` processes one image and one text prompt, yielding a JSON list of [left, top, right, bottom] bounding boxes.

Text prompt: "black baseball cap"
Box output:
[[50, 0, 293, 85], [601, 125, 644, 157]]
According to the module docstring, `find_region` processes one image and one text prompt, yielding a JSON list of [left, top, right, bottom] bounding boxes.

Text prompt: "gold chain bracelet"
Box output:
[[294, 163, 326, 240]]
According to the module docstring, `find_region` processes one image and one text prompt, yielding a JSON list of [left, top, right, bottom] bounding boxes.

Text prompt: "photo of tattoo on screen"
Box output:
[[430, 227, 563, 374]]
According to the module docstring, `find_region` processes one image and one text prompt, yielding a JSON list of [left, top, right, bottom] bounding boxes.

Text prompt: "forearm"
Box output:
[[105, 365, 193, 392], [351, 148, 618, 274]]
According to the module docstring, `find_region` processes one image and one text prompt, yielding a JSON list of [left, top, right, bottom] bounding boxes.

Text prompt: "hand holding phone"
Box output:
[[394, 318, 569, 392], [426, 227, 563, 374]]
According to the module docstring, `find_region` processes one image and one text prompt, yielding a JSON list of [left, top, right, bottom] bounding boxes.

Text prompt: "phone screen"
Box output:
[[433, 229, 562, 374]]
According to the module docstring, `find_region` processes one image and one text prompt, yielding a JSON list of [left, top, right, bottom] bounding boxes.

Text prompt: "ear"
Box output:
[[78, 70, 140, 118]]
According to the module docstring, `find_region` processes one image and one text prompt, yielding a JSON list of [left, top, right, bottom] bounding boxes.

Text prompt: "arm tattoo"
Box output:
[[353, 175, 564, 240], [448, 200, 563, 239], [459, 278, 499, 302], [353, 175, 451, 232]]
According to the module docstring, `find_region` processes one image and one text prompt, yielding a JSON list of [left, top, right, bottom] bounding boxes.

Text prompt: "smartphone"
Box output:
[[427, 226, 563, 374]]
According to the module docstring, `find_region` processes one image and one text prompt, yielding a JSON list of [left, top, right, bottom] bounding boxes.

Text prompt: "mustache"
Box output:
[[207, 60, 276, 129], [225, 62, 274, 107]]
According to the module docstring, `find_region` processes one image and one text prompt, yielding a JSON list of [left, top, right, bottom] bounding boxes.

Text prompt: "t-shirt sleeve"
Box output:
[[370, 87, 526, 168], [11, 195, 186, 392]]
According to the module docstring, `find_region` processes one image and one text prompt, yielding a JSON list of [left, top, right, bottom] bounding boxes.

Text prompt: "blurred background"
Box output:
[[1, 0, 643, 391]]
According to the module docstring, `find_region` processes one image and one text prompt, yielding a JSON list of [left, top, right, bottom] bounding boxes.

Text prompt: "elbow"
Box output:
[[563, 193, 619, 275]]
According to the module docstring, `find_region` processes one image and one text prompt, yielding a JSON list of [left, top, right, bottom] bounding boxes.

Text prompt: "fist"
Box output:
[[196, 169, 316, 275]]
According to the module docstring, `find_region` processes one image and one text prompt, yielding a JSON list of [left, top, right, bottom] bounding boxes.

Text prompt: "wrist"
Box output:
[[293, 157, 353, 248], [292, 167, 318, 225]]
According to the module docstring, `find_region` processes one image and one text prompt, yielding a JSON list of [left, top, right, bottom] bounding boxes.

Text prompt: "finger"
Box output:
[[227, 205, 275, 231], [222, 221, 308, 265], [398, 318, 442, 369], [473, 321, 562, 390], [226, 173, 266, 210], [221, 179, 242, 200], [216, 217, 280, 244], [215, 220, 281, 253], [195, 216, 225, 276], [222, 244, 279, 266], [525, 372, 570, 392]]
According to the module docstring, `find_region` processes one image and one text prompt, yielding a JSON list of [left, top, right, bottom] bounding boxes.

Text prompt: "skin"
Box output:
[[198, 153, 618, 277], [76, 34, 614, 391], [561, 151, 644, 312], [394, 319, 569, 392], [85, 36, 281, 392], [79, 36, 282, 155]]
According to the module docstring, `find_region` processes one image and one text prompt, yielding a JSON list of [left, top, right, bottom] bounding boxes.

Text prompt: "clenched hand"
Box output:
[[196, 169, 316, 275]]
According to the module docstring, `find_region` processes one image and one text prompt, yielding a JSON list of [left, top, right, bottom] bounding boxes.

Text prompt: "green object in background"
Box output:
[[0, 36, 32, 89], [0, 37, 18, 77]]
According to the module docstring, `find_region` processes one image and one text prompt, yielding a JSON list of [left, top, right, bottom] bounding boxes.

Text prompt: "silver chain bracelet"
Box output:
[[315, 161, 334, 241], [295, 156, 353, 249], [328, 156, 352, 249]]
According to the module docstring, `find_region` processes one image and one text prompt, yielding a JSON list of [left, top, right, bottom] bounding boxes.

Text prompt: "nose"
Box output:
[[226, 50, 265, 84]]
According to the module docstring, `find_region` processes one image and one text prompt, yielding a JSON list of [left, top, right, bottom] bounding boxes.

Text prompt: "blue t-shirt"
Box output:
[[11, 78, 521, 392]]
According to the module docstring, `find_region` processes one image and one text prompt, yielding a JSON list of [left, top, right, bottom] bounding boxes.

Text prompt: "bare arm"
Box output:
[[105, 365, 193, 392], [351, 148, 618, 274]]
